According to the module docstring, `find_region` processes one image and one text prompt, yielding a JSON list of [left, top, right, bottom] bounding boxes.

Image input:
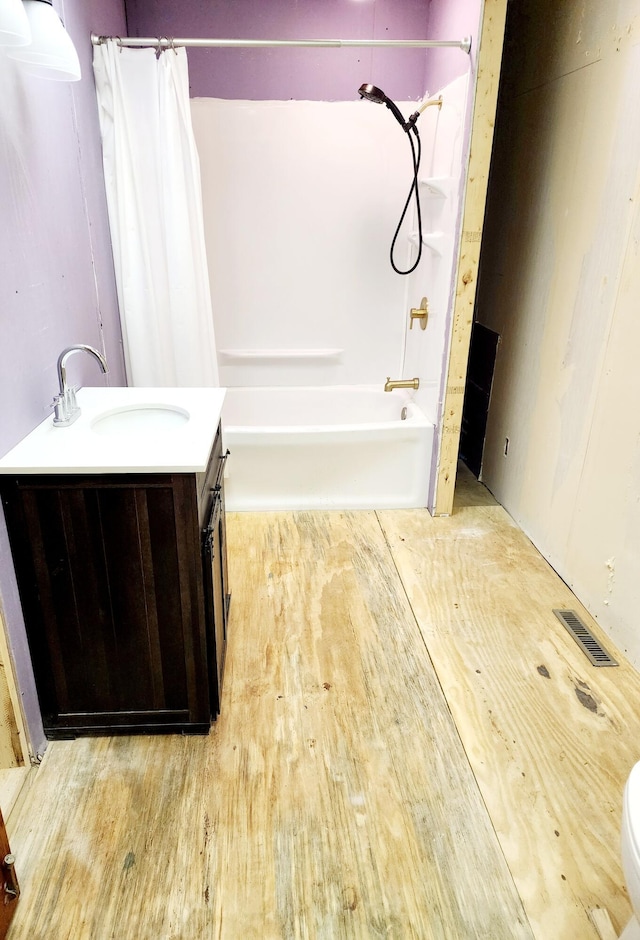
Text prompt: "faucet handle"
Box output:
[[52, 386, 81, 427], [52, 393, 68, 424], [409, 297, 429, 330]]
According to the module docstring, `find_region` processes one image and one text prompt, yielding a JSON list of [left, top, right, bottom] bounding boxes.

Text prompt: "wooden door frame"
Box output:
[[433, 0, 509, 515], [0, 606, 32, 820], [0, 807, 19, 938]]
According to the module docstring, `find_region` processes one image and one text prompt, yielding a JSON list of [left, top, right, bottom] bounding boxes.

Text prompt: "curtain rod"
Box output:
[[90, 33, 472, 54]]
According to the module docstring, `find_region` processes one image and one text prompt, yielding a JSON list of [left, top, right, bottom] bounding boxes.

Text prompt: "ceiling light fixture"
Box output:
[[0, 0, 31, 46], [8, 0, 81, 81]]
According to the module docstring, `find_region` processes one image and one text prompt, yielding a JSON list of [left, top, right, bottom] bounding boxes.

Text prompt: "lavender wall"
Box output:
[[0, 0, 127, 755], [425, 0, 482, 92], [126, 0, 437, 101]]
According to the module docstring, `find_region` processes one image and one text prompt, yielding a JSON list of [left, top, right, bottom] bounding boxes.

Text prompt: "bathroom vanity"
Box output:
[[0, 388, 229, 738]]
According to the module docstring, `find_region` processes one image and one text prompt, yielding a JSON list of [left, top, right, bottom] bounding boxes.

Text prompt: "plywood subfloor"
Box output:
[[379, 467, 640, 939], [5, 475, 640, 939]]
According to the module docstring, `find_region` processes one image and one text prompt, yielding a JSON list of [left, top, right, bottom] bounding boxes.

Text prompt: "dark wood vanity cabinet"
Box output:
[[0, 423, 230, 739]]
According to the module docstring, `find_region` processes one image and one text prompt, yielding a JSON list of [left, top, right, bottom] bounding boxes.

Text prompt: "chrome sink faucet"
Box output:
[[52, 344, 109, 427]]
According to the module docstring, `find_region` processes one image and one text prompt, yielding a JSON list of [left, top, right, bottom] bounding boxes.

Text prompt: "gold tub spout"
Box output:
[[384, 377, 420, 392]]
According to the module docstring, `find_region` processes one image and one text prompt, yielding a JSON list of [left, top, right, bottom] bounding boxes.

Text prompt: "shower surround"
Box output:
[[191, 98, 416, 390], [120, 0, 482, 505], [124, 0, 481, 509], [191, 75, 469, 508]]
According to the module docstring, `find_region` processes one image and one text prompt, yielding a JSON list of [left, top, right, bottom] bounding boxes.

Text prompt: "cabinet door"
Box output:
[[203, 493, 227, 715], [2, 476, 210, 736]]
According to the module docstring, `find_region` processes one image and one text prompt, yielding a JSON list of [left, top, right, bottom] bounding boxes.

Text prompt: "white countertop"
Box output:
[[0, 387, 226, 475]]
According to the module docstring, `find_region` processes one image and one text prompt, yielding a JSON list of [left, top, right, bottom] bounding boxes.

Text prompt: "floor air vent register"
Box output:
[[553, 609, 618, 667]]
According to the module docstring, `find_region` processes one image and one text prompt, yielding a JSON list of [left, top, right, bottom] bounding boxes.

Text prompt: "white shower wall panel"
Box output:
[[400, 73, 470, 426], [191, 98, 427, 387]]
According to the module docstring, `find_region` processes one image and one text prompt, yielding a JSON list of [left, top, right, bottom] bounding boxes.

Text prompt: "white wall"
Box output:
[[477, 0, 640, 667], [192, 98, 424, 388]]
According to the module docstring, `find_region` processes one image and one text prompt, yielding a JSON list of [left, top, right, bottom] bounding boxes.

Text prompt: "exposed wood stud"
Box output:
[[434, 0, 509, 515]]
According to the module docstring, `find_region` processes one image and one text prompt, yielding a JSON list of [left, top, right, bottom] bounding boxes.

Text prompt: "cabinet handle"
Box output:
[[210, 449, 230, 495], [203, 522, 215, 552], [203, 489, 222, 552]]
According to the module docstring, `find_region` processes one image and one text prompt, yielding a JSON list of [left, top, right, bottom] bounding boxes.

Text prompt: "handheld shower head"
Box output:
[[358, 83, 408, 131], [357, 81, 424, 275], [358, 83, 386, 105]]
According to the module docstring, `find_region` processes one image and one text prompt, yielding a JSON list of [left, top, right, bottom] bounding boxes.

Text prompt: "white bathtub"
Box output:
[[221, 386, 434, 511]]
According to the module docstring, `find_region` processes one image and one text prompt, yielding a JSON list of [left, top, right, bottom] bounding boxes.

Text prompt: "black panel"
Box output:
[[460, 323, 500, 479]]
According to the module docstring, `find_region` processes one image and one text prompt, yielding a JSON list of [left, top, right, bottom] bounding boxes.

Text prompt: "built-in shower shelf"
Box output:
[[408, 231, 450, 256], [418, 177, 453, 199], [219, 348, 344, 362]]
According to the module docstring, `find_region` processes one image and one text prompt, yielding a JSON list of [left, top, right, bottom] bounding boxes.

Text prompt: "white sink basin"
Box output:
[[91, 404, 190, 436], [0, 387, 226, 475]]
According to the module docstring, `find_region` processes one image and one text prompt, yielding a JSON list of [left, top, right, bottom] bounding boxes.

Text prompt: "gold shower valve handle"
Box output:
[[409, 297, 429, 330]]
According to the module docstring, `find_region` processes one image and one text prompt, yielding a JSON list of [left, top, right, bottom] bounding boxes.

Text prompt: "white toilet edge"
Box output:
[[625, 763, 640, 858], [620, 914, 640, 940]]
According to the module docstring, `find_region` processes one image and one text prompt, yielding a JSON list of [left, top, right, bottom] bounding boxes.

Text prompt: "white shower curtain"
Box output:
[[93, 42, 219, 387]]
